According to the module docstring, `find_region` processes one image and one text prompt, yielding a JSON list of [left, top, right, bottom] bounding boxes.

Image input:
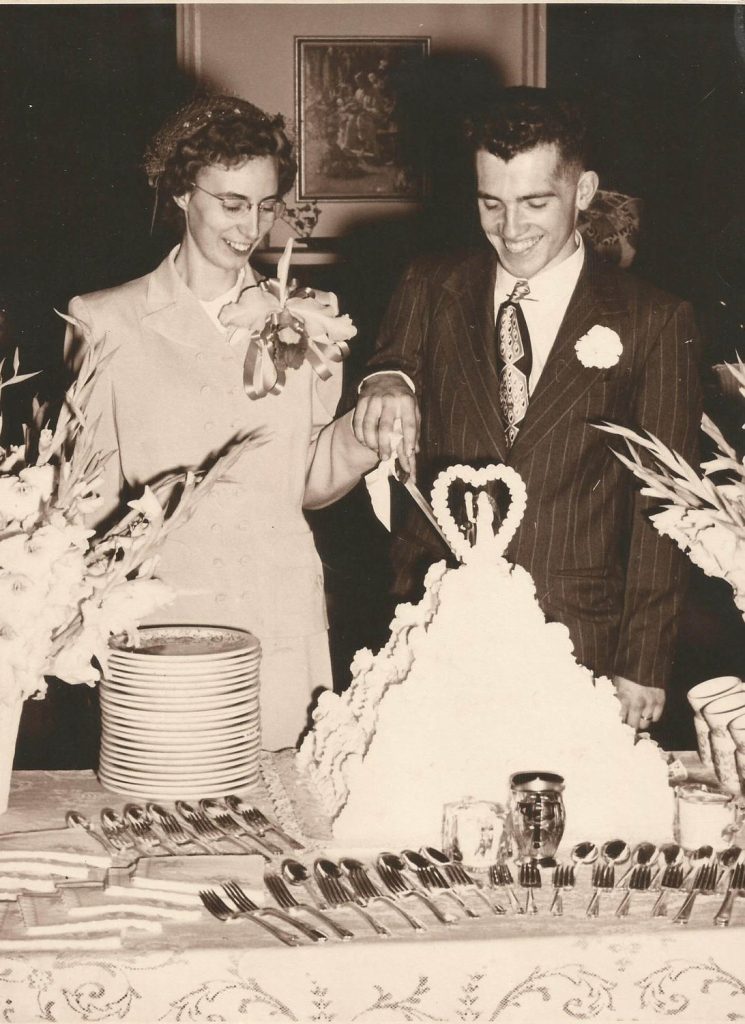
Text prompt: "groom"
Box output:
[[353, 87, 702, 731]]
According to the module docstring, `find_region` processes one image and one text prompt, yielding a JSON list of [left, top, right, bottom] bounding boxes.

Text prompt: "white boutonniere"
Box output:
[[575, 325, 623, 369]]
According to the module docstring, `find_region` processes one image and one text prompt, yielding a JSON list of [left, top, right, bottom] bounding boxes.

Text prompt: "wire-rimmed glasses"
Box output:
[[191, 183, 286, 221]]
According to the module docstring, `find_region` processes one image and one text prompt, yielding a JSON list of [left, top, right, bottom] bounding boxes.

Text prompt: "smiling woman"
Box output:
[[62, 94, 378, 751]]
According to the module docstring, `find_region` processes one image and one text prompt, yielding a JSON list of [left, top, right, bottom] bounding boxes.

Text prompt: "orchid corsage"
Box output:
[[219, 238, 356, 399]]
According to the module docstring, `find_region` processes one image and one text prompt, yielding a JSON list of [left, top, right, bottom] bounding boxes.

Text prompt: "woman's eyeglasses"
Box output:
[[191, 183, 286, 221]]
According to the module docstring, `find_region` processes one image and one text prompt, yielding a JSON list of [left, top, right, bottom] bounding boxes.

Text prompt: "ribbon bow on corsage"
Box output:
[[219, 238, 357, 399]]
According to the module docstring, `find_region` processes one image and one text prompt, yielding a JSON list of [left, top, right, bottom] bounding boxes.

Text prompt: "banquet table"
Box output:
[[1, 752, 745, 1024]]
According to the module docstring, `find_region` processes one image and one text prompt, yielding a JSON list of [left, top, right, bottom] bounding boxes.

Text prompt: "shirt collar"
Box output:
[[496, 232, 585, 305]]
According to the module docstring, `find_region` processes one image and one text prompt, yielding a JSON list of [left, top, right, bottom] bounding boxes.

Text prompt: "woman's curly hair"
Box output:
[[146, 95, 296, 228]]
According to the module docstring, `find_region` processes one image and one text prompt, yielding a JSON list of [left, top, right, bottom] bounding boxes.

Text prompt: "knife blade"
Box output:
[[393, 469, 459, 559]]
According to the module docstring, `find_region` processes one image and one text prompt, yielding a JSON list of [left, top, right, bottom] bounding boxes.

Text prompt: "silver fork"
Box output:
[[419, 848, 505, 915], [401, 849, 479, 918], [375, 854, 457, 925], [198, 800, 270, 859], [101, 808, 157, 856], [673, 862, 719, 925], [175, 801, 250, 853], [586, 863, 614, 918], [615, 864, 651, 917], [264, 871, 354, 940], [489, 862, 524, 915], [198, 888, 299, 946], [550, 864, 575, 916], [222, 880, 327, 943], [146, 803, 213, 855], [651, 862, 684, 918], [224, 798, 304, 850], [519, 860, 541, 915], [713, 861, 745, 927], [202, 798, 282, 857], [313, 859, 391, 937], [339, 857, 426, 931]]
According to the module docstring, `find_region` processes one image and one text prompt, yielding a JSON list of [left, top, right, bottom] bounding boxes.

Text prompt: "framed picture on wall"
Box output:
[[295, 36, 431, 201]]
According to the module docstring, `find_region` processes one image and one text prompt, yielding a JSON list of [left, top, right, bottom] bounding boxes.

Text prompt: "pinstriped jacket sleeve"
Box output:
[[365, 256, 437, 388], [613, 299, 701, 687]]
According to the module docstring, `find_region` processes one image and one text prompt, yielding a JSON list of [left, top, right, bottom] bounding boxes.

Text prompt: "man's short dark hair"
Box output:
[[464, 87, 589, 172]]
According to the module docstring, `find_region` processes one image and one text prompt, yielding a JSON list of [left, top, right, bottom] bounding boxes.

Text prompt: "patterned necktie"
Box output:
[[496, 280, 532, 446]]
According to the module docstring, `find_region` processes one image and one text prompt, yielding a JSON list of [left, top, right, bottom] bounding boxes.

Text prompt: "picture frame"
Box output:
[[295, 36, 431, 202]]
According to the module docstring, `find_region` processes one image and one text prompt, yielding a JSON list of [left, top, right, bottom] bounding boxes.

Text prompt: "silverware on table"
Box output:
[[313, 858, 391, 937], [265, 871, 354, 940], [101, 807, 157, 855], [420, 847, 505, 915], [651, 862, 684, 918], [340, 856, 426, 931], [222, 880, 327, 943], [146, 802, 213, 854], [282, 857, 328, 909], [549, 864, 575, 916], [198, 888, 300, 946], [713, 861, 745, 927], [401, 849, 479, 918], [65, 811, 130, 856], [518, 860, 541, 915], [375, 853, 457, 925], [488, 862, 524, 915], [123, 803, 178, 855], [198, 799, 270, 859], [586, 863, 614, 918], [206, 797, 282, 856], [614, 864, 652, 917], [175, 800, 251, 853], [616, 842, 656, 889], [673, 861, 718, 925], [224, 796, 304, 851]]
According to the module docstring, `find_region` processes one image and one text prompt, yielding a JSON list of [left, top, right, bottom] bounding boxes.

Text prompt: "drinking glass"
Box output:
[[687, 677, 744, 771], [674, 783, 740, 852], [702, 692, 745, 796]]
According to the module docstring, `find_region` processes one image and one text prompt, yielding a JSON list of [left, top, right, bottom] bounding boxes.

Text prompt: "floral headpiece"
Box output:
[[143, 94, 279, 186], [219, 239, 356, 399]]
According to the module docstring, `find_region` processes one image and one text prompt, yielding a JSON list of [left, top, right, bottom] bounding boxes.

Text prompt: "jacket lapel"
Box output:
[[510, 252, 629, 457], [141, 250, 223, 349], [443, 250, 508, 462]]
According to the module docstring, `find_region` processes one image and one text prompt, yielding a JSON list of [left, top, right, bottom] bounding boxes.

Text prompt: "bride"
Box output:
[[64, 95, 377, 749]]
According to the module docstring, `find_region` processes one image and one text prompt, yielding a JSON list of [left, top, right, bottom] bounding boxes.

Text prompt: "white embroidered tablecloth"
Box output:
[[0, 757, 744, 1024]]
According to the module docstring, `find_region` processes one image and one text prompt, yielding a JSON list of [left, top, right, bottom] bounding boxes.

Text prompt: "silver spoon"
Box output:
[[419, 847, 505, 915], [570, 841, 599, 867], [281, 858, 328, 909], [65, 811, 127, 856], [123, 803, 178, 855], [616, 842, 657, 888], [146, 802, 213, 855], [102, 807, 157, 855], [339, 857, 426, 931], [203, 797, 281, 857], [313, 858, 391, 937], [683, 844, 714, 883], [600, 838, 630, 883]]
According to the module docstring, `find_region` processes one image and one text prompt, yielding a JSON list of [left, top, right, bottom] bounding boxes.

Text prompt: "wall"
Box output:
[[178, 3, 546, 241]]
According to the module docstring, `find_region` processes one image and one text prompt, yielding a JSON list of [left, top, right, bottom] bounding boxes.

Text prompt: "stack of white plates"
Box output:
[[98, 625, 261, 800]]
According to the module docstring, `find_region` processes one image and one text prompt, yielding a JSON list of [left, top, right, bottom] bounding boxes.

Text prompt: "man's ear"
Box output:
[[575, 170, 599, 212]]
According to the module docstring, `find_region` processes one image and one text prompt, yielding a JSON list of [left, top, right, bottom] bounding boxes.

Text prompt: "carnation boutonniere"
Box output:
[[575, 325, 623, 369], [219, 238, 357, 399]]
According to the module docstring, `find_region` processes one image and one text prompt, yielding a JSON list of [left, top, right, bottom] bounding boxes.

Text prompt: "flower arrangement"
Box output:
[[599, 363, 745, 617], [0, 321, 256, 708], [220, 238, 356, 399]]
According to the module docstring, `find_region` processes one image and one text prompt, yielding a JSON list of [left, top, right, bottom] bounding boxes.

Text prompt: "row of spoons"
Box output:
[[66, 796, 303, 859]]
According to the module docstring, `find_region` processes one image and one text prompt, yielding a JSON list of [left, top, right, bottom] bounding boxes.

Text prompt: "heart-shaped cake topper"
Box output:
[[431, 464, 528, 562]]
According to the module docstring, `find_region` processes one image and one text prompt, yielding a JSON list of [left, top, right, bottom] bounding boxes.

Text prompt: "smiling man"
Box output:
[[353, 86, 702, 732]]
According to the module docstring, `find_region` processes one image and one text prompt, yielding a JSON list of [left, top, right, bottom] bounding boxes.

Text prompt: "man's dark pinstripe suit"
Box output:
[[367, 245, 702, 690]]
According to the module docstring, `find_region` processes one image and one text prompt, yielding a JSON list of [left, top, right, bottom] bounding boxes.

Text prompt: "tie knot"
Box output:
[[509, 280, 530, 303]]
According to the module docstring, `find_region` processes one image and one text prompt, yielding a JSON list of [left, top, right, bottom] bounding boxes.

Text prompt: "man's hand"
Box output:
[[353, 373, 420, 479], [613, 675, 665, 732]]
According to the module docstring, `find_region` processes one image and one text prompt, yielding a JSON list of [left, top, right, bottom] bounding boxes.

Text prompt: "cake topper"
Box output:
[[431, 464, 528, 562]]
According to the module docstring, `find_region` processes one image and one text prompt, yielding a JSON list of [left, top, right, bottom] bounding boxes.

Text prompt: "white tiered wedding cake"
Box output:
[[298, 465, 674, 848]]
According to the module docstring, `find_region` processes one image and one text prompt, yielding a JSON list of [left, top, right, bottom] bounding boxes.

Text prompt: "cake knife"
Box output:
[[393, 466, 458, 558]]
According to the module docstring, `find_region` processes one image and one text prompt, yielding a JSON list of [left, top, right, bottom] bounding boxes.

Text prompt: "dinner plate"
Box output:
[[98, 775, 260, 801], [99, 730, 260, 753], [99, 719, 259, 744], [99, 700, 258, 725], [100, 684, 259, 704], [98, 756, 257, 784], [104, 657, 260, 678], [99, 741, 259, 768], [99, 690, 260, 713], [109, 625, 260, 660]]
